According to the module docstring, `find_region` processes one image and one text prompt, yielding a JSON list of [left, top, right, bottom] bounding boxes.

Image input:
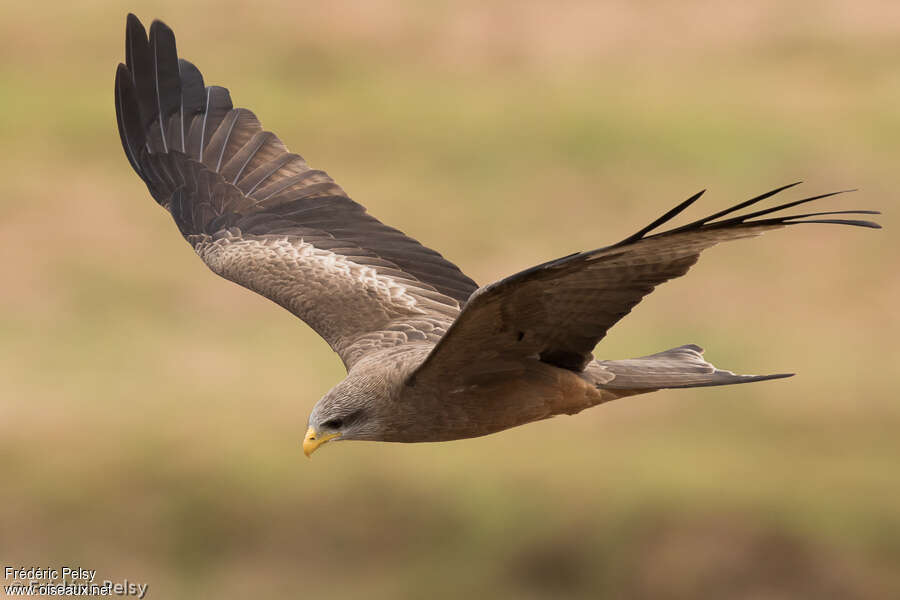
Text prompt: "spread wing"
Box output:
[[115, 15, 478, 369], [412, 183, 880, 381]]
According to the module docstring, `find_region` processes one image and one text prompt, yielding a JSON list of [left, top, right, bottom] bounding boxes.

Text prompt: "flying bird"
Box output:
[[114, 15, 880, 457]]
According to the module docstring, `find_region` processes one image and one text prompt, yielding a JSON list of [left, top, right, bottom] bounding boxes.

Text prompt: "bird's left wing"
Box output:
[[411, 183, 880, 382], [115, 15, 478, 369]]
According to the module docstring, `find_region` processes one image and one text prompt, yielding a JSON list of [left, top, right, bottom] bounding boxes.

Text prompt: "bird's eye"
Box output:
[[322, 418, 344, 430]]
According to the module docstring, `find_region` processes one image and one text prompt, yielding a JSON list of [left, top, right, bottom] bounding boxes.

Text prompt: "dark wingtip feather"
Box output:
[[126, 13, 145, 37], [618, 182, 818, 248], [668, 181, 805, 234], [783, 218, 882, 229], [177, 59, 206, 152], [616, 189, 706, 246], [148, 19, 182, 153], [178, 59, 204, 90], [707, 189, 855, 228], [115, 63, 146, 178], [764, 209, 881, 230], [125, 14, 148, 73], [622, 183, 882, 244], [125, 12, 141, 39], [125, 14, 156, 135]]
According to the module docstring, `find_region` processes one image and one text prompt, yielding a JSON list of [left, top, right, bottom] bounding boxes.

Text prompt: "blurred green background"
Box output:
[[1, 1, 898, 598]]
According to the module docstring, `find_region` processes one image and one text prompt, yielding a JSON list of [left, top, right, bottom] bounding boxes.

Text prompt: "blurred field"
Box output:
[[1, 1, 898, 598]]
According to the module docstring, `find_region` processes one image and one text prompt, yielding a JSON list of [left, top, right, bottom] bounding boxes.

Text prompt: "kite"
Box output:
[[114, 15, 880, 456]]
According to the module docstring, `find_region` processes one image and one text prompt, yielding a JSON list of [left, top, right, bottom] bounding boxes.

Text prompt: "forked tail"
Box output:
[[585, 344, 792, 390]]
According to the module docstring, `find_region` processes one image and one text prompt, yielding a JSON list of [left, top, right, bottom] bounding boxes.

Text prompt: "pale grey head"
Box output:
[[304, 375, 386, 454]]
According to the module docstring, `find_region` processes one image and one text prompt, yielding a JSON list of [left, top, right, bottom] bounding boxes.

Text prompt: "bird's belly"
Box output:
[[396, 361, 605, 442]]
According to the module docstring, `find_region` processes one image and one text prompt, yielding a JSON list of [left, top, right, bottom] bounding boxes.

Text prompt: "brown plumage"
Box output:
[[115, 15, 881, 456]]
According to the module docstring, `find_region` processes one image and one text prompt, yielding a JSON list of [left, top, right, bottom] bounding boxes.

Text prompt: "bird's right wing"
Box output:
[[411, 184, 880, 382], [115, 15, 479, 370]]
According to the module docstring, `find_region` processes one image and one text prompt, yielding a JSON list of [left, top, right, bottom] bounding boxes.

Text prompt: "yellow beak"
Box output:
[[303, 426, 341, 457]]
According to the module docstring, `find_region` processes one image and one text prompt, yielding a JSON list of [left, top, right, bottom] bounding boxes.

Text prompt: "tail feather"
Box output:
[[591, 344, 793, 390]]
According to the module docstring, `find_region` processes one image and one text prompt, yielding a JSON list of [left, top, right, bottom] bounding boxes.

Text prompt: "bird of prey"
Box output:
[[115, 15, 880, 456]]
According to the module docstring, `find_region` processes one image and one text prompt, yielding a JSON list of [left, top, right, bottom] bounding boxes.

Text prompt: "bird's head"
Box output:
[[303, 375, 387, 457]]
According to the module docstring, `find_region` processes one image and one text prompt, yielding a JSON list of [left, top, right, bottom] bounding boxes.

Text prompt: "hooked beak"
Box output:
[[303, 426, 341, 457]]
